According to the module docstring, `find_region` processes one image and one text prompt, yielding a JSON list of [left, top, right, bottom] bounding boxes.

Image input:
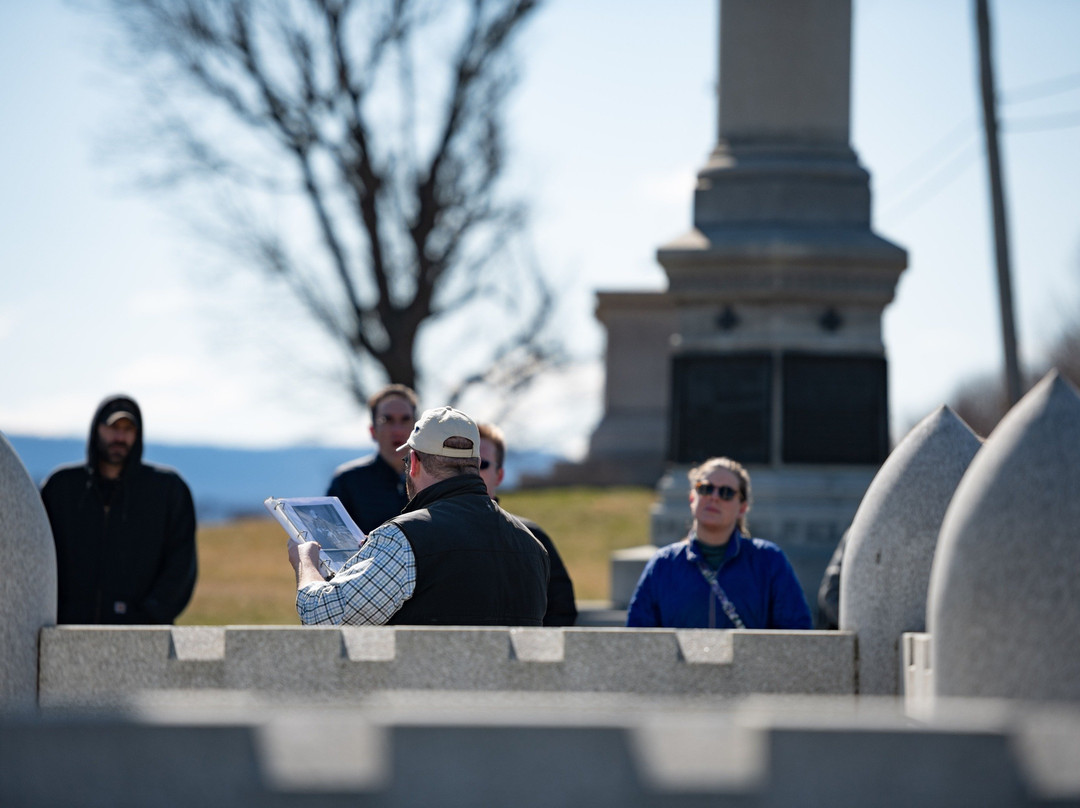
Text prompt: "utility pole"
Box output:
[[976, 0, 1022, 406]]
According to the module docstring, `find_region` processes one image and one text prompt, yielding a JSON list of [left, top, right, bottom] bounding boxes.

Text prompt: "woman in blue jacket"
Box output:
[[626, 457, 811, 629]]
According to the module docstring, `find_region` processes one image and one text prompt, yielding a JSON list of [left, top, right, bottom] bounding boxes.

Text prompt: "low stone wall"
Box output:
[[39, 625, 855, 708], [7, 692, 1078, 807]]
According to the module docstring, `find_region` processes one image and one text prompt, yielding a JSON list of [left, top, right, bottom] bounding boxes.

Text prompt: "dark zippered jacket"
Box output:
[[40, 395, 197, 624], [518, 518, 577, 627]]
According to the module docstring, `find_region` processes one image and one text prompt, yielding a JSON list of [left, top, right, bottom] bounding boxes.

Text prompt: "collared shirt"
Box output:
[[296, 523, 417, 625]]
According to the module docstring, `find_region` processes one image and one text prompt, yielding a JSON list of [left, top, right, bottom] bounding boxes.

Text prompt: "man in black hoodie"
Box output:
[[40, 395, 197, 624]]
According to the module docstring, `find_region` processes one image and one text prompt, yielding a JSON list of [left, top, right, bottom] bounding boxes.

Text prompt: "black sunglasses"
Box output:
[[694, 482, 739, 501], [480, 459, 494, 471]]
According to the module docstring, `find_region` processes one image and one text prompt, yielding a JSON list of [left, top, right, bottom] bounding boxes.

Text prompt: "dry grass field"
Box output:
[[177, 486, 656, 625]]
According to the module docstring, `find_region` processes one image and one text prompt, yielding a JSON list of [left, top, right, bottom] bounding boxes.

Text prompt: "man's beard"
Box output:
[[405, 472, 416, 499], [98, 437, 131, 467]]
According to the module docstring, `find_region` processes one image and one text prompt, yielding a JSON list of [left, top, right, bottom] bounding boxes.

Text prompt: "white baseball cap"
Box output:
[[396, 406, 480, 458]]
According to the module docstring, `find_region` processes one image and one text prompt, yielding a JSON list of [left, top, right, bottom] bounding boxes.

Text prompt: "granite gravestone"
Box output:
[[840, 407, 981, 695], [0, 432, 57, 711], [929, 372, 1080, 702]]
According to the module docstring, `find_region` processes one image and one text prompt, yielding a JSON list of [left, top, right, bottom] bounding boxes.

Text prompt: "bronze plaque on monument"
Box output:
[[670, 352, 888, 466], [781, 353, 889, 465], [669, 353, 772, 464]]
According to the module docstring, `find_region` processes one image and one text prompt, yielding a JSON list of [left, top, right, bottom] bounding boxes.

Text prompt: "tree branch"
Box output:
[[100, 0, 554, 409]]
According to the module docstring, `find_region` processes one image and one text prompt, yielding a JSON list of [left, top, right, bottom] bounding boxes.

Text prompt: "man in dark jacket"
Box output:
[[290, 406, 549, 626], [326, 384, 418, 534], [477, 422, 577, 626], [40, 395, 197, 624]]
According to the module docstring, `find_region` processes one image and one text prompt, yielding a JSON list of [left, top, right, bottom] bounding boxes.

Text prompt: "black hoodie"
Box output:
[[40, 394, 197, 624]]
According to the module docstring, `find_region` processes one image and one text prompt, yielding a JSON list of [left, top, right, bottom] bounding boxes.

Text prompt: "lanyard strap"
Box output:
[[695, 560, 746, 628], [688, 532, 746, 629]]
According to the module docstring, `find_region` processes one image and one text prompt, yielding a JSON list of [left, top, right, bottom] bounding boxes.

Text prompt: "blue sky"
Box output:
[[2, 0, 1078, 455]]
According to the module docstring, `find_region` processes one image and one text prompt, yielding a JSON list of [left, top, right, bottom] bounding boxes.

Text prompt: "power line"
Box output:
[[1004, 109, 1080, 133], [1001, 70, 1080, 105], [878, 106, 1080, 221], [874, 68, 1080, 221], [874, 67, 1080, 214], [877, 142, 978, 223], [876, 119, 975, 198]]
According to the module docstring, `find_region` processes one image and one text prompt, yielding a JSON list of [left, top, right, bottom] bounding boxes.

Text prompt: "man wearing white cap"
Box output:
[[289, 406, 550, 626]]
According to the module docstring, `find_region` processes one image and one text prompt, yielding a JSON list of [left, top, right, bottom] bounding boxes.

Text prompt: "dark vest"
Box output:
[[387, 475, 549, 626]]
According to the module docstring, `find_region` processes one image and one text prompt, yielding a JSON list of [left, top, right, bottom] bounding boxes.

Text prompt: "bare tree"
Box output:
[[98, 0, 563, 406]]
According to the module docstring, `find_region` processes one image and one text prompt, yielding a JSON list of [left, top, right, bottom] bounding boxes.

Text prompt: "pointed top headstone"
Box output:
[[840, 405, 981, 694], [929, 370, 1080, 702], [0, 432, 57, 711]]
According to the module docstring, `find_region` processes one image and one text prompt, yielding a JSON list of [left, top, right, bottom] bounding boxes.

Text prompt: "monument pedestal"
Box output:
[[538, 292, 675, 488]]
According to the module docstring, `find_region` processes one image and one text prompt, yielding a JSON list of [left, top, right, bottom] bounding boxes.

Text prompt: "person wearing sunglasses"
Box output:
[[626, 457, 811, 629]]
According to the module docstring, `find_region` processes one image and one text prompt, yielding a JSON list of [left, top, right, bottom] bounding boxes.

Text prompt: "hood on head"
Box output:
[[87, 394, 144, 472]]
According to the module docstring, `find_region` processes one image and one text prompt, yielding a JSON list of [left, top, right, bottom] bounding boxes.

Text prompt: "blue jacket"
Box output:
[[626, 531, 812, 629]]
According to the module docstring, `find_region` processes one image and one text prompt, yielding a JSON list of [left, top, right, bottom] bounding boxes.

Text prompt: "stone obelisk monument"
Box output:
[[597, 0, 908, 613]]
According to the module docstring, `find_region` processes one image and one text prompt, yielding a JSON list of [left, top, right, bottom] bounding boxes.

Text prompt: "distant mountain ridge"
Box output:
[[5, 433, 559, 523]]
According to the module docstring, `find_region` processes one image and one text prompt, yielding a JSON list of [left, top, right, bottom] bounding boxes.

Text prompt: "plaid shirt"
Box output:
[[296, 523, 416, 625]]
